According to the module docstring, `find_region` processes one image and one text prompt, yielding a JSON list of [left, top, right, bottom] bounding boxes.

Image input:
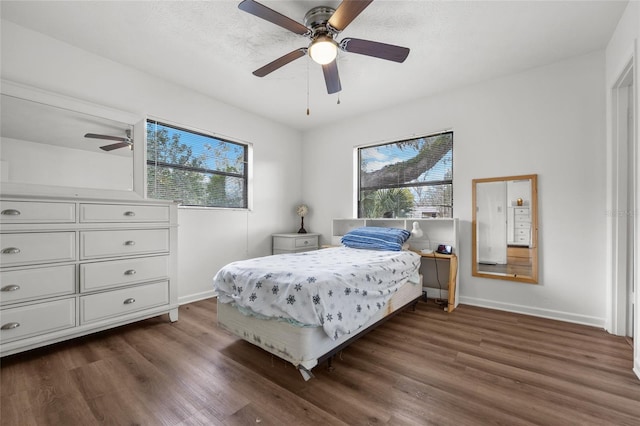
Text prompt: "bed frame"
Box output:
[[217, 278, 422, 380]]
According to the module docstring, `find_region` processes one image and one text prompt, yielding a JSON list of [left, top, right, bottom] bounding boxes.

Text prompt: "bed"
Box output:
[[213, 227, 422, 380]]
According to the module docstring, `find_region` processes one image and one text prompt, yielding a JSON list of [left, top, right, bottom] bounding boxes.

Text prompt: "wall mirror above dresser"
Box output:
[[0, 80, 144, 199], [472, 174, 538, 284]]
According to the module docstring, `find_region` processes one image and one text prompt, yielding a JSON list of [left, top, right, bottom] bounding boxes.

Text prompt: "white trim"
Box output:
[[459, 296, 606, 329], [178, 289, 216, 305], [607, 42, 637, 336]]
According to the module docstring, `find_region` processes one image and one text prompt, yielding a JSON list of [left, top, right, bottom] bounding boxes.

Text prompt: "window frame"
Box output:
[[356, 130, 453, 219], [145, 118, 252, 210]]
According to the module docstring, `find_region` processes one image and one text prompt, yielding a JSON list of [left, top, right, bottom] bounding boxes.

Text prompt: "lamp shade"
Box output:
[[411, 221, 424, 238], [309, 35, 338, 65]]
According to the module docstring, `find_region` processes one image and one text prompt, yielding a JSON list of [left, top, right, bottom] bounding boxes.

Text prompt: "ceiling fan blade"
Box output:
[[100, 142, 132, 151], [238, 0, 310, 36], [85, 133, 127, 142], [328, 0, 373, 32], [340, 38, 410, 63], [253, 48, 307, 77], [322, 61, 342, 94]]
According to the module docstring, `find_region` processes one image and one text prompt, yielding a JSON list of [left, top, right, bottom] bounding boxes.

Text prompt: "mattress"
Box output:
[[217, 277, 422, 372], [214, 246, 421, 341]]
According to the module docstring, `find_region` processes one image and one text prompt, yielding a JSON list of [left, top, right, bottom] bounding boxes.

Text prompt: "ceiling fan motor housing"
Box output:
[[304, 6, 337, 38]]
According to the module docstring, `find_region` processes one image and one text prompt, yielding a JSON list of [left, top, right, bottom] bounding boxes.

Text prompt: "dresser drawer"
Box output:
[[0, 265, 76, 305], [0, 232, 76, 267], [0, 201, 75, 224], [0, 298, 76, 343], [80, 229, 169, 260], [515, 228, 530, 237], [514, 208, 529, 216], [80, 204, 169, 223], [515, 221, 531, 229], [81, 256, 169, 292], [79, 281, 169, 324]]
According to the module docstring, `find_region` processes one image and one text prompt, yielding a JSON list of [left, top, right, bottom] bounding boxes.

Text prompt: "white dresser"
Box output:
[[507, 206, 531, 246], [0, 196, 178, 357], [272, 233, 320, 254]]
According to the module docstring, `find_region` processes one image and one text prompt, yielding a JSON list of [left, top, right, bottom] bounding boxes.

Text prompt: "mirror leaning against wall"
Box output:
[[472, 174, 538, 284]]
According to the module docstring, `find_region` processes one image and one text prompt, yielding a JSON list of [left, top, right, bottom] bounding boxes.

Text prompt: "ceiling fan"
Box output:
[[84, 129, 132, 151], [238, 0, 410, 94]]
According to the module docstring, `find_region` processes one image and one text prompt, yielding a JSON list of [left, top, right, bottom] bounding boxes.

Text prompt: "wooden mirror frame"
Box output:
[[472, 174, 538, 284]]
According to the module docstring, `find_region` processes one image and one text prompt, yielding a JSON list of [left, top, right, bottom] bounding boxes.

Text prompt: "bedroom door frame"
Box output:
[[609, 52, 637, 342]]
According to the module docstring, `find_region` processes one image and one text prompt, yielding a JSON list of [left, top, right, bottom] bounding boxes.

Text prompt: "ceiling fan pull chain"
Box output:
[[306, 58, 310, 116]]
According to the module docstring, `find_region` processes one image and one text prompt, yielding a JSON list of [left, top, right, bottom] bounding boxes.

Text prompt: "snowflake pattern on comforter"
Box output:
[[213, 247, 421, 340]]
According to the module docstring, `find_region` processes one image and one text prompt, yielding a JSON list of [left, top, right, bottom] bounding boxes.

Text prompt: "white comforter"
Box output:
[[213, 247, 421, 340]]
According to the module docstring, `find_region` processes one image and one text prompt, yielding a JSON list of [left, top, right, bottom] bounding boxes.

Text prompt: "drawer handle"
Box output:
[[1, 322, 20, 330], [124, 240, 136, 246], [123, 298, 136, 305], [124, 211, 136, 217], [124, 269, 137, 276], [1, 209, 21, 216], [1, 285, 20, 292], [1, 247, 21, 254], [304, 240, 309, 245]]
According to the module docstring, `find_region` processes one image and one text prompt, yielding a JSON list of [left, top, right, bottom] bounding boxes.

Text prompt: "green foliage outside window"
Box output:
[[146, 120, 248, 208], [358, 132, 453, 218]]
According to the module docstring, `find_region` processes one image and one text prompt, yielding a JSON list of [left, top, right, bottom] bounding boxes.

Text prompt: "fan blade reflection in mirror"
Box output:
[[84, 133, 127, 142], [238, 0, 311, 36], [340, 38, 410, 63], [328, 0, 373, 32], [322, 60, 341, 94], [253, 48, 307, 77], [100, 142, 132, 151]]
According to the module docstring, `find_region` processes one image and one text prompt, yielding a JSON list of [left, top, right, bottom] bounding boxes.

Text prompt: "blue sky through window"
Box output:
[[149, 123, 245, 174]]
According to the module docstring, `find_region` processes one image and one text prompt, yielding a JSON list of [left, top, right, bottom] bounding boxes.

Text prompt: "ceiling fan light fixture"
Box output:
[[309, 35, 338, 65]]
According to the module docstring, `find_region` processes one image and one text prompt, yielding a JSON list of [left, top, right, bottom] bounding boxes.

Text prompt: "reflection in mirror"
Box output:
[[1, 93, 134, 192], [472, 174, 538, 283]]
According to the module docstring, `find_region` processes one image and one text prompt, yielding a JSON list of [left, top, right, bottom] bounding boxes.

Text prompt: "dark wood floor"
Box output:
[[1, 298, 638, 425]]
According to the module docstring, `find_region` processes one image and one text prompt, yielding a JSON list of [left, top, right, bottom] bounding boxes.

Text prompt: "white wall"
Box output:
[[604, 0, 640, 378], [1, 21, 304, 303], [303, 50, 607, 327]]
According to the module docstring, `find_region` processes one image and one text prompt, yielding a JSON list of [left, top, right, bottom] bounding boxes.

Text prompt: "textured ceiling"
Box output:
[[0, 1, 629, 131]]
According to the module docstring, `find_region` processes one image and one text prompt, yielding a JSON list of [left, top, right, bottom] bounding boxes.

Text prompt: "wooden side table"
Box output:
[[415, 251, 458, 312]]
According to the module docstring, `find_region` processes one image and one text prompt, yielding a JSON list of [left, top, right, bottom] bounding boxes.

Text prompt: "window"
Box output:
[[358, 131, 453, 218], [146, 119, 248, 208]]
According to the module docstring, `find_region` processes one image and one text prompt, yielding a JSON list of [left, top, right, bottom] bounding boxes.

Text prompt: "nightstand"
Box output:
[[272, 233, 320, 254], [414, 251, 458, 313]]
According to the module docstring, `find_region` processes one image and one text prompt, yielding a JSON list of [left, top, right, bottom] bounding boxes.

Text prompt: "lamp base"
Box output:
[[298, 217, 307, 234]]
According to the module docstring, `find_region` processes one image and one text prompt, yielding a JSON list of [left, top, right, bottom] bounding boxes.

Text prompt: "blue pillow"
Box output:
[[341, 226, 411, 251]]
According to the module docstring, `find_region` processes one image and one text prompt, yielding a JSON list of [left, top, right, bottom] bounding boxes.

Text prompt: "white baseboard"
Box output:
[[634, 359, 640, 381], [458, 296, 606, 329], [178, 289, 217, 306]]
